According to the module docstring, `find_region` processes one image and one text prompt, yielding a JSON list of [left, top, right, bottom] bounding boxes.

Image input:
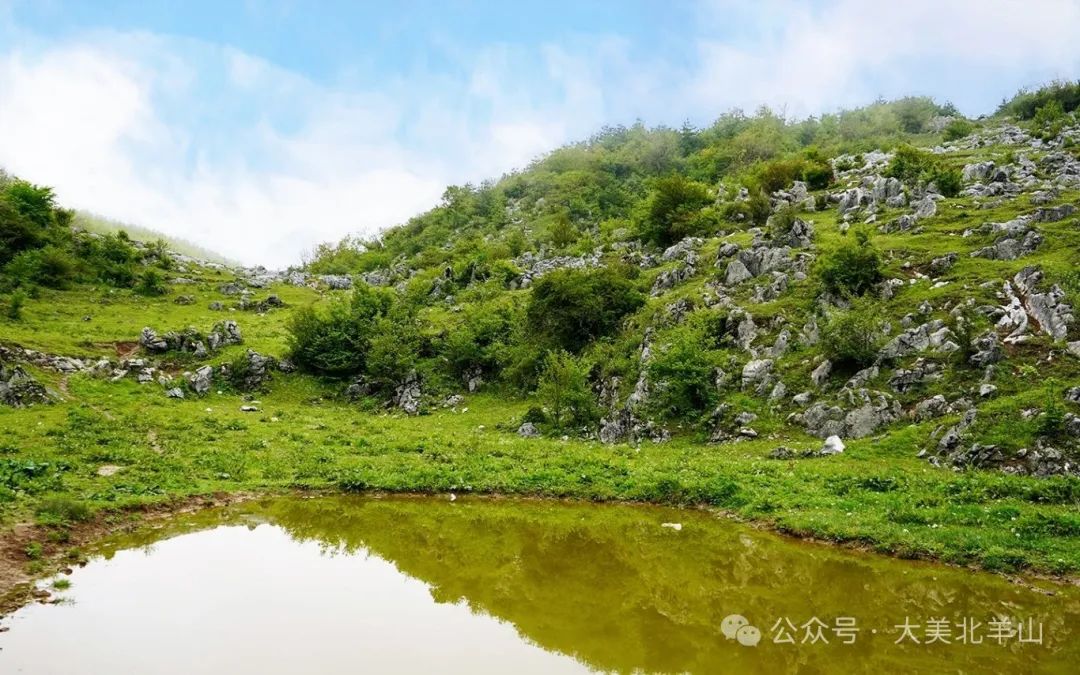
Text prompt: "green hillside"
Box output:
[[2, 82, 1080, 581]]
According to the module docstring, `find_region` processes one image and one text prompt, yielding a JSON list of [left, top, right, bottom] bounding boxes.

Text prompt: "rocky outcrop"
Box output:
[[789, 389, 901, 439], [392, 371, 422, 415], [599, 408, 669, 444], [0, 362, 51, 407]]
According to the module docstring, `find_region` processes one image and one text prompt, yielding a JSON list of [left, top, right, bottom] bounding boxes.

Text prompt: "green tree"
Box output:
[[537, 350, 596, 430], [2, 180, 56, 228], [638, 175, 715, 247], [526, 266, 644, 353]]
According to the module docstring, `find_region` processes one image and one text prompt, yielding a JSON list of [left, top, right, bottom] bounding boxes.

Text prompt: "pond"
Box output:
[[1, 496, 1077, 673]]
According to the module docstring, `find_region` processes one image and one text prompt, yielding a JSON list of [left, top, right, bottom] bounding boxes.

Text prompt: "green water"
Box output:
[[1, 496, 1077, 674]]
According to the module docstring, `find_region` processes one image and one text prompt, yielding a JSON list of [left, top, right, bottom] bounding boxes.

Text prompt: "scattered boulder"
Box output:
[[188, 365, 214, 396], [0, 363, 51, 407], [517, 422, 540, 438]]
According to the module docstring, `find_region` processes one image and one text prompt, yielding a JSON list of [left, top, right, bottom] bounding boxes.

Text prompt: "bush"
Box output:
[[801, 159, 833, 190], [646, 323, 719, 418], [526, 265, 644, 353], [1038, 379, 1066, 439], [817, 230, 884, 297], [135, 268, 167, 296], [5, 246, 76, 288], [365, 313, 422, 391], [286, 284, 393, 376], [637, 175, 715, 247], [931, 166, 963, 198], [722, 190, 771, 227], [537, 350, 596, 430], [943, 118, 975, 141], [885, 144, 937, 184], [820, 298, 886, 369], [0, 197, 43, 264], [755, 158, 805, 194], [2, 180, 56, 228], [4, 289, 25, 320]]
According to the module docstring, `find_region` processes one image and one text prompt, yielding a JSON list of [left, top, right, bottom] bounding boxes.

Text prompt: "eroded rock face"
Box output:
[[790, 389, 901, 439], [393, 372, 422, 415], [598, 408, 669, 444]]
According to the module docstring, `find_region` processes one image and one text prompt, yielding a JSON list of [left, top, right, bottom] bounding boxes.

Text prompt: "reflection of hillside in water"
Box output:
[[235, 496, 1080, 675]]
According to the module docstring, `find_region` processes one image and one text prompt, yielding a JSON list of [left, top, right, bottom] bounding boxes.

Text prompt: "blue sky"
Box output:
[[1, 0, 1079, 266]]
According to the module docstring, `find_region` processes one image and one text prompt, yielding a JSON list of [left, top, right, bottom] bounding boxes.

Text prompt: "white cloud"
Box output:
[[687, 0, 1080, 115], [1, 1, 1079, 267]]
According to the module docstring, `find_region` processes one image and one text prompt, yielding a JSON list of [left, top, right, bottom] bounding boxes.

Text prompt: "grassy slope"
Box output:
[[2, 129, 1080, 579]]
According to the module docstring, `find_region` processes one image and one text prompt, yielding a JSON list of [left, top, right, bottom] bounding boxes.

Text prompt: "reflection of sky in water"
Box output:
[[0, 496, 1076, 674]]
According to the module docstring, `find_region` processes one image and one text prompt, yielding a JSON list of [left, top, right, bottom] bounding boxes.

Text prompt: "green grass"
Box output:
[[1, 368, 1078, 576]]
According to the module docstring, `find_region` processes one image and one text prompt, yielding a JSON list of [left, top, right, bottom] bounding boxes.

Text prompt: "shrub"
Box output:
[[722, 190, 771, 227], [2, 180, 56, 228], [0, 197, 43, 264], [931, 166, 963, 198], [637, 175, 715, 247], [1038, 379, 1066, 439], [820, 298, 886, 369], [755, 158, 805, 194], [365, 313, 422, 391], [4, 289, 25, 320], [135, 268, 167, 296], [997, 81, 1080, 120], [286, 284, 393, 376], [817, 230, 884, 297], [5, 246, 76, 288], [943, 118, 975, 141], [646, 323, 719, 418], [885, 144, 937, 184], [526, 265, 644, 353], [537, 350, 596, 430], [801, 159, 833, 190]]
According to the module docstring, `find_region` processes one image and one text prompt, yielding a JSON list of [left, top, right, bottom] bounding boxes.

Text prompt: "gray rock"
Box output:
[[319, 275, 354, 290], [165, 387, 185, 399], [0, 363, 51, 407], [741, 359, 774, 392], [139, 327, 168, 353], [928, 253, 957, 276], [914, 395, 948, 421], [188, 365, 214, 396], [913, 195, 937, 219], [792, 391, 813, 406], [517, 422, 540, 438], [811, 360, 832, 388], [724, 259, 753, 285], [393, 372, 422, 415]]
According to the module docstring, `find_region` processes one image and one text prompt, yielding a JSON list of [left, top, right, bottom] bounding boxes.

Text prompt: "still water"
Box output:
[[1, 496, 1077, 674]]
